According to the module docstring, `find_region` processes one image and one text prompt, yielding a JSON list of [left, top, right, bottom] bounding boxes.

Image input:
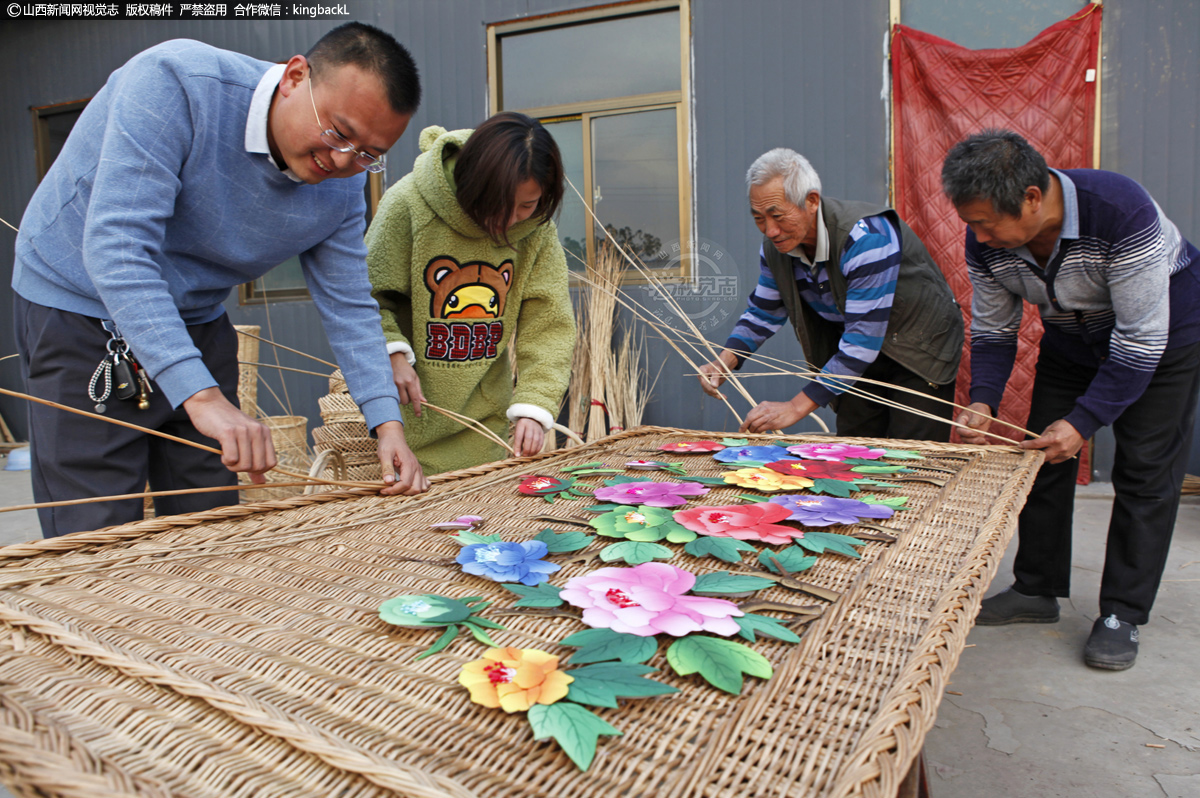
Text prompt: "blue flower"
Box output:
[[713, 445, 791, 465], [456, 540, 561, 585]]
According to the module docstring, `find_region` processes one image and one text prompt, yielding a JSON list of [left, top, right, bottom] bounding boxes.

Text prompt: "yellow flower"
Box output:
[[722, 467, 815, 492], [458, 647, 574, 713]]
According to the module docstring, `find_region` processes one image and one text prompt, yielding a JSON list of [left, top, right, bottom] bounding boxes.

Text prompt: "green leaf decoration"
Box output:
[[738, 493, 770, 502], [690, 572, 776, 594], [807, 478, 858, 498], [561, 461, 605, 471], [601, 475, 650, 486], [528, 701, 622, 771], [462, 621, 501, 646], [850, 464, 911, 474], [758, 547, 818, 574], [583, 503, 625, 513], [734, 613, 803, 644], [564, 468, 625, 476], [450, 530, 504, 545], [534, 527, 594, 553], [563, 663, 679, 708], [855, 494, 910, 510], [721, 437, 750, 446], [502, 582, 565, 608], [413, 624, 461, 661], [794, 531, 865, 559], [688, 476, 737, 486], [666, 636, 774, 694], [561, 628, 659, 664], [881, 448, 924, 460], [599, 540, 674, 565], [683, 536, 759, 563], [380, 595, 475, 626]]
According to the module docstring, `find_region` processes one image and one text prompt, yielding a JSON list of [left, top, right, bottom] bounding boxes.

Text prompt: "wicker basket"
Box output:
[[0, 428, 1044, 798], [311, 370, 382, 482], [233, 325, 260, 416]]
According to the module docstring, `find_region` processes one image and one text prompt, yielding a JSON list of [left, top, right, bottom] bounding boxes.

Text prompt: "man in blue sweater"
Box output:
[[13, 23, 430, 537], [943, 129, 1200, 670], [699, 148, 963, 438]]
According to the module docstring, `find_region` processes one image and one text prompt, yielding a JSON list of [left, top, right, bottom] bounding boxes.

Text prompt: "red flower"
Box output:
[[764, 459, 858, 482], [673, 502, 804, 546]]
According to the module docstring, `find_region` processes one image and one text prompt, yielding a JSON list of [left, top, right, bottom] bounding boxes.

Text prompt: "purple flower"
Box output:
[[768, 495, 895, 527], [713, 445, 791, 465], [592, 480, 709, 508], [456, 540, 561, 585], [786, 443, 886, 462]]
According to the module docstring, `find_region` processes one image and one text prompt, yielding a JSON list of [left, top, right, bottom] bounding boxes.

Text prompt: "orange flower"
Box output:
[[458, 647, 574, 713], [722, 466, 815, 492]]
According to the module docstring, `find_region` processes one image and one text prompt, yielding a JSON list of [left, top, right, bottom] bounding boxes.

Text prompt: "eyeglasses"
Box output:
[[306, 70, 386, 174]]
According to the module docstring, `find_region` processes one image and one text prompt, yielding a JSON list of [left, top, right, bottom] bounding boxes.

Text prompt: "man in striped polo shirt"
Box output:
[[943, 129, 1200, 670], [699, 148, 964, 440]]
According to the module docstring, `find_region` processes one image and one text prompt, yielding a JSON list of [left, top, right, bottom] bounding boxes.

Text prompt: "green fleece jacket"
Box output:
[[366, 125, 575, 475]]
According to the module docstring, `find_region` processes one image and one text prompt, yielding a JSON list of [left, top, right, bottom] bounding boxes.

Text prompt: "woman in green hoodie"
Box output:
[[366, 112, 575, 475]]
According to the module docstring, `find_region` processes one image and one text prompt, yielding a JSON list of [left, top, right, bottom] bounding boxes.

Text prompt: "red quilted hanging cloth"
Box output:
[[892, 4, 1102, 482]]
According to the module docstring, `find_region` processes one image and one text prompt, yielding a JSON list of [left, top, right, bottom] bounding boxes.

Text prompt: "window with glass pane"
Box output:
[[490, 1, 691, 279]]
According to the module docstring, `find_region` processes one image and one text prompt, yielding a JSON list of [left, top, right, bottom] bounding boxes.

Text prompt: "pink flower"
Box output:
[[559, 562, 743, 637], [592, 481, 709, 508], [674, 503, 805, 545], [658, 440, 726, 453], [786, 443, 886, 462]]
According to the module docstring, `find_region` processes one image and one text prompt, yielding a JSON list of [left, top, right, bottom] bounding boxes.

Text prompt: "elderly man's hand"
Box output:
[[698, 351, 739, 398], [739, 392, 819, 434], [1020, 419, 1084, 464], [954, 402, 996, 445]]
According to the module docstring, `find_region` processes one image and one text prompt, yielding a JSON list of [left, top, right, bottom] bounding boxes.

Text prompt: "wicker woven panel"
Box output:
[[0, 427, 1041, 798]]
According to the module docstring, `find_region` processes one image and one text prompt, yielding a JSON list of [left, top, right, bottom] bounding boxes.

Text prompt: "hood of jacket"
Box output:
[[413, 125, 546, 244]]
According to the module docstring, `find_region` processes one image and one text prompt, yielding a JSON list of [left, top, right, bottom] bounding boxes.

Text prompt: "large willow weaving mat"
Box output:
[[0, 427, 1041, 798]]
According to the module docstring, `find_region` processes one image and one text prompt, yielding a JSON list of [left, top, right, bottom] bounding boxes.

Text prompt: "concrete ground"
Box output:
[[0, 453, 1196, 797]]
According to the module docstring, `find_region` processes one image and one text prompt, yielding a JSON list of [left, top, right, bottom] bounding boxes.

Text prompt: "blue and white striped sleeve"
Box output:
[[804, 215, 901, 406], [723, 244, 790, 364]]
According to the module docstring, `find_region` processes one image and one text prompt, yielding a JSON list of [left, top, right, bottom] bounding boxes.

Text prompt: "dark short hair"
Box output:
[[941, 129, 1050, 217], [454, 112, 565, 246], [307, 22, 421, 116]]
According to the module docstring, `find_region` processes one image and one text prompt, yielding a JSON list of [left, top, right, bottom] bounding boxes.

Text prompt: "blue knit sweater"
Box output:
[[967, 169, 1200, 439], [13, 39, 401, 430]]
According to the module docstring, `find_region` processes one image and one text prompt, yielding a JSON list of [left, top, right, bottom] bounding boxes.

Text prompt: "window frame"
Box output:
[[487, 0, 694, 283], [32, 98, 90, 182]]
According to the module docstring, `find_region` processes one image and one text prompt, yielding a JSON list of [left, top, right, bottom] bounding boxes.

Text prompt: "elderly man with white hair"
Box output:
[[700, 148, 964, 439]]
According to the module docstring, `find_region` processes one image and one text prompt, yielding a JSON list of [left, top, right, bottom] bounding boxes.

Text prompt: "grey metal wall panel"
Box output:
[[1100, 0, 1200, 476], [660, 0, 889, 434]]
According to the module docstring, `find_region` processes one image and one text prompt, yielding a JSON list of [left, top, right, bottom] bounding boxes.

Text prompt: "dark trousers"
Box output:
[[1013, 343, 1200, 625], [833, 352, 957, 443], [14, 295, 240, 538]]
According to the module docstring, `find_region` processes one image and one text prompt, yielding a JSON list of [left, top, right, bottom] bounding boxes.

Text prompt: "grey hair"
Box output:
[[941, 129, 1049, 217], [746, 148, 822, 206]]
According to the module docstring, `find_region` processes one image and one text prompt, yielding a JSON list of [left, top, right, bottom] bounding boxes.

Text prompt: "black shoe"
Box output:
[[1084, 614, 1139, 670], [975, 586, 1060, 625]]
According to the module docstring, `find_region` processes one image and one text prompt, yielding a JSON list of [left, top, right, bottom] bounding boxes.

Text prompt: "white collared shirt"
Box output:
[[244, 63, 302, 183]]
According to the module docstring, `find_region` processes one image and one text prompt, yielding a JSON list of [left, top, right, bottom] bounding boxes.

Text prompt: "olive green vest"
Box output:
[[760, 196, 963, 386]]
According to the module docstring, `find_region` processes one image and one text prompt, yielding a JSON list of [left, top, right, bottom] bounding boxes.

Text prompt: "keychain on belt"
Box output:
[[88, 321, 153, 413]]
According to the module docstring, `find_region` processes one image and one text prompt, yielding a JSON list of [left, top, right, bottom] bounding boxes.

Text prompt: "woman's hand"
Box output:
[[512, 417, 546, 457], [390, 352, 424, 417]]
